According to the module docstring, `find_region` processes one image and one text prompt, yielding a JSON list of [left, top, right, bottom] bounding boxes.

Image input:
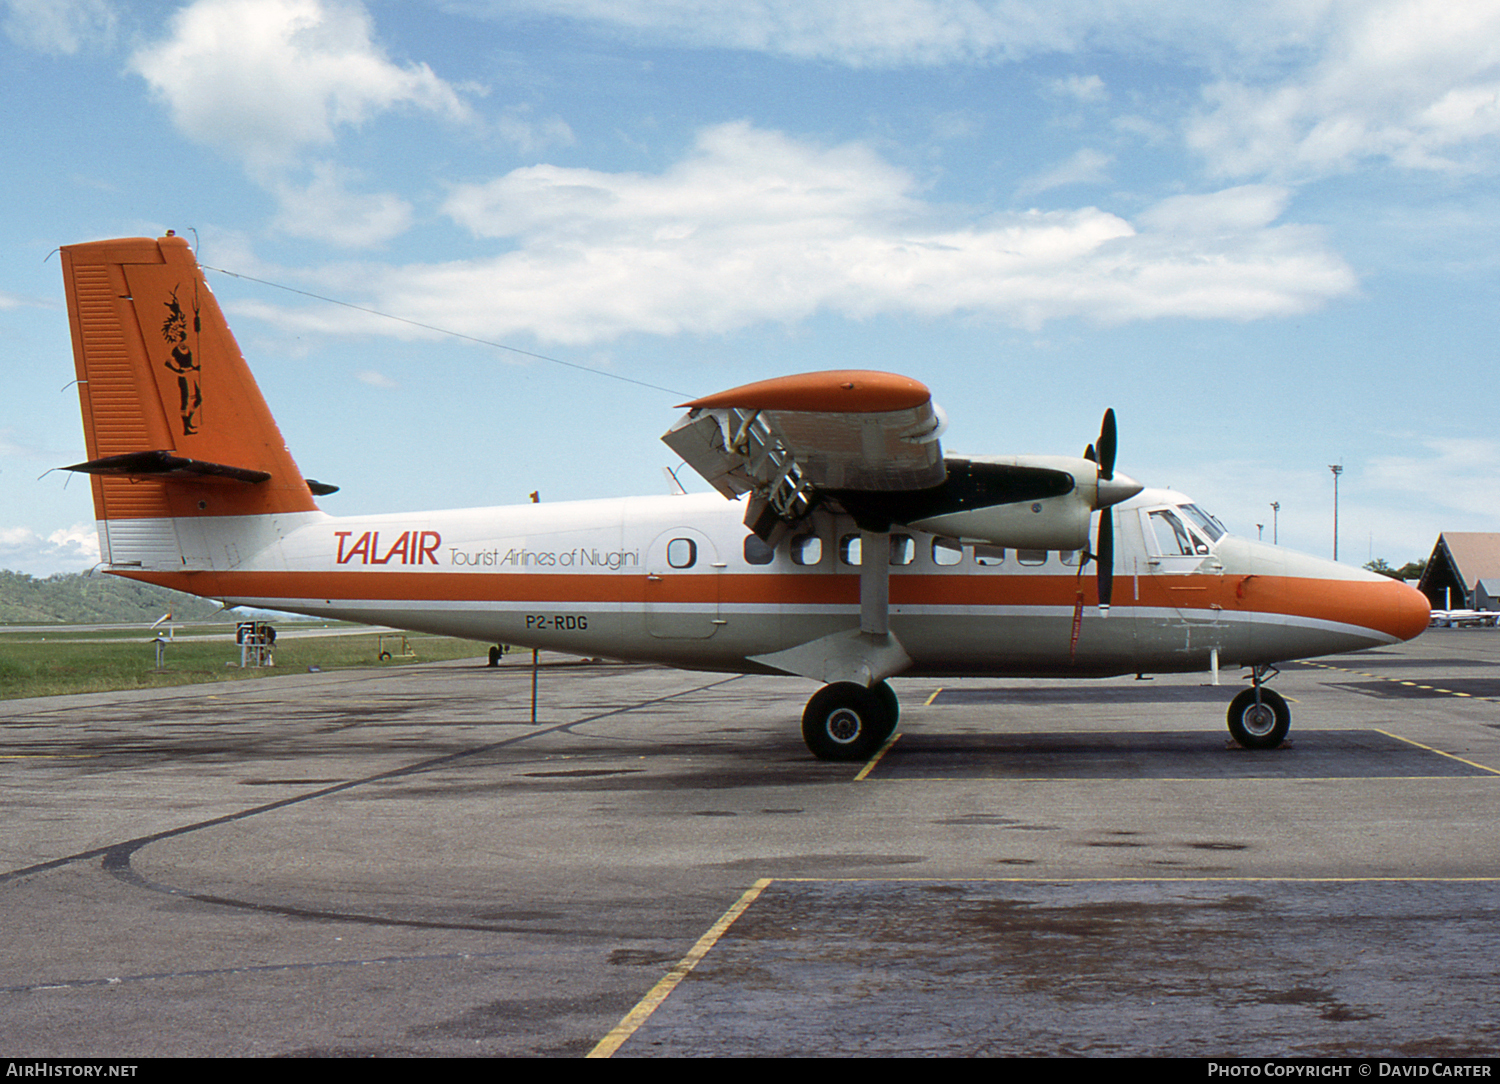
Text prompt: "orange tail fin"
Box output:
[[61, 234, 318, 527]]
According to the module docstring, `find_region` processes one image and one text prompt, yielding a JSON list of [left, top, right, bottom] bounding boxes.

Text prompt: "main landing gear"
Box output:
[[802, 681, 900, 761], [1227, 665, 1290, 749]]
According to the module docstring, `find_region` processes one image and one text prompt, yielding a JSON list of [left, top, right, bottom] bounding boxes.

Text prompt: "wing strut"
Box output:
[[860, 528, 890, 637], [749, 527, 911, 687]]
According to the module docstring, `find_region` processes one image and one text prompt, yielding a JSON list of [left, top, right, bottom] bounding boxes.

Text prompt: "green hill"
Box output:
[[0, 570, 229, 625]]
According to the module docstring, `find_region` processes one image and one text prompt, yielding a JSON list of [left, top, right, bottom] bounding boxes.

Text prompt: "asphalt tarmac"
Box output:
[[3, 629, 1499, 1058]]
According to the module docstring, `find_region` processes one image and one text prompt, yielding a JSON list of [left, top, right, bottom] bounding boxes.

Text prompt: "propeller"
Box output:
[[1097, 506, 1114, 608], [1095, 407, 1117, 480], [1085, 409, 1122, 611]]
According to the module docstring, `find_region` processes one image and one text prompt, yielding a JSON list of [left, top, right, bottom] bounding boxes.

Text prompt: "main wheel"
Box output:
[[872, 680, 900, 741], [1227, 687, 1290, 749], [802, 682, 891, 761], [488, 645, 502, 667]]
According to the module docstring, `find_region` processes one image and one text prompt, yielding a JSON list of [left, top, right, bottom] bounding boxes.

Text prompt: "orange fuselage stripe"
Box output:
[[112, 567, 1421, 638]]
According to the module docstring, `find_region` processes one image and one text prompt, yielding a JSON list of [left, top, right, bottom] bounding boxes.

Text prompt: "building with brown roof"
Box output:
[[1419, 533, 1500, 611]]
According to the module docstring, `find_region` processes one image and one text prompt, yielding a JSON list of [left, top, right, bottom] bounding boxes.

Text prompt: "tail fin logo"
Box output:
[[161, 285, 202, 436]]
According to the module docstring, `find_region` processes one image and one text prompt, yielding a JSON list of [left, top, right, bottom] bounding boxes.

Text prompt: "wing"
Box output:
[[662, 370, 946, 535], [663, 370, 1143, 550]]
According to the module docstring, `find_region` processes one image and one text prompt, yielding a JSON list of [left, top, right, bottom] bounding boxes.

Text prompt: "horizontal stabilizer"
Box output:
[[63, 450, 271, 485]]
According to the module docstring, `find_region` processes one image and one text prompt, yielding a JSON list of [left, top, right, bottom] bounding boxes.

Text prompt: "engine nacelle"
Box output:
[[908, 493, 1094, 550], [900, 455, 1140, 551]]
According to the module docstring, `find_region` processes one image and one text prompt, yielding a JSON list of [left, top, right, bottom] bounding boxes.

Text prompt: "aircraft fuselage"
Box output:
[[105, 487, 1429, 680]]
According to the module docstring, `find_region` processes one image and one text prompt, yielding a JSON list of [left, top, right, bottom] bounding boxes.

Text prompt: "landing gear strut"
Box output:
[[802, 680, 899, 761], [1227, 665, 1289, 749]]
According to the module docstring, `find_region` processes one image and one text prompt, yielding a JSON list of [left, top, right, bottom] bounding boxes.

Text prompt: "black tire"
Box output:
[[488, 645, 501, 667], [1227, 687, 1290, 749], [872, 680, 900, 740], [802, 682, 890, 761], [379, 651, 392, 661]]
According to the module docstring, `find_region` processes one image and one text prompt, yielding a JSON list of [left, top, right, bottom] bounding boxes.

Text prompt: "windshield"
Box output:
[[1178, 503, 1226, 542], [1147, 507, 1215, 557]]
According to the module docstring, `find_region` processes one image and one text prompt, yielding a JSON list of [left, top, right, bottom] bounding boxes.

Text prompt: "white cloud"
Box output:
[[245, 122, 1355, 344], [0, 522, 100, 575], [129, 0, 473, 249], [474, 0, 1331, 68], [356, 369, 398, 387], [2, 0, 115, 54], [1049, 74, 1108, 103], [1189, 0, 1500, 178], [271, 161, 413, 247], [131, 0, 471, 171], [475, 2, 1500, 181], [1367, 437, 1500, 518], [1015, 148, 1114, 198], [1135, 184, 1292, 234], [494, 106, 576, 155]]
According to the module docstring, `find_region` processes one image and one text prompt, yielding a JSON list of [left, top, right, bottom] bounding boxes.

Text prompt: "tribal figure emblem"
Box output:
[[161, 286, 201, 436]]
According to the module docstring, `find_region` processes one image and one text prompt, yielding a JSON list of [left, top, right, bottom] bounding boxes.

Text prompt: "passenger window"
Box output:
[[890, 534, 914, 566], [1059, 550, 1080, 566], [1017, 550, 1048, 566], [974, 545, 1006, 566], [932, 538, 963, 566], [743, 535, 775, 566], [840, 534, 862, 566], [667, 538, 697, 568], [791, 534, 823, 566]]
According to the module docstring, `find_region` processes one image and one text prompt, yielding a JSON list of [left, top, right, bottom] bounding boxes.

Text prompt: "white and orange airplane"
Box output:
[[58, 234, 1430, 760]]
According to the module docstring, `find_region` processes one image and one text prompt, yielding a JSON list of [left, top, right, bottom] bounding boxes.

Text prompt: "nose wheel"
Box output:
[[1227, 686, 1290, 749], [803, 681, 899, 761]]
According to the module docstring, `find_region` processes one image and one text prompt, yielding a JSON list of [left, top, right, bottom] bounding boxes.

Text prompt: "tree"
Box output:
[[1364, 558, 1425, 582]]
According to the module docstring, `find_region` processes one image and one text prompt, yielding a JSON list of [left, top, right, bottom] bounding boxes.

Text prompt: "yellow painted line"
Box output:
[[588, 878, 772, 1059], [854, 732, 901, 782], [773, 875, 1500, 885], [924, 687, 942, 707], [1373, 728, 1500, 777], [1308, 660, 1495, 702]]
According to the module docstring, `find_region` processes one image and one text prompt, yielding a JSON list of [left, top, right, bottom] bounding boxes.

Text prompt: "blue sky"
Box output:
[[4, 0, 1500, 575]]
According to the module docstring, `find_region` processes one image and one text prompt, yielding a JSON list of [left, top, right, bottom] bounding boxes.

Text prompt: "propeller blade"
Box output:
[[1096, 409, 1117, 481], [1097, 507, 1114, 609], [1084, 442, 1097, 463]]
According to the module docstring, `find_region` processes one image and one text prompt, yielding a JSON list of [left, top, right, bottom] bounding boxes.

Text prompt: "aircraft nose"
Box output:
[[1388, 579, 1431, 642]]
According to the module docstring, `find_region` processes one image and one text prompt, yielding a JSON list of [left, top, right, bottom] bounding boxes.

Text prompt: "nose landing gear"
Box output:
[[1228, 665, 1289, 749]]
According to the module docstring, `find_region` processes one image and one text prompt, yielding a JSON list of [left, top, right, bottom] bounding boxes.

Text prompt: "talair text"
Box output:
[[335, 531, 442, 566]]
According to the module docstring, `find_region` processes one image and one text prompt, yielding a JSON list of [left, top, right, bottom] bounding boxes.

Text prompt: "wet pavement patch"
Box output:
[[614, 879, 1500, 1058]]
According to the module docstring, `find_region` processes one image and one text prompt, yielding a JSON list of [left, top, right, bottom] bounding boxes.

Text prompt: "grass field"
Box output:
[[0, 624, 488, 700]]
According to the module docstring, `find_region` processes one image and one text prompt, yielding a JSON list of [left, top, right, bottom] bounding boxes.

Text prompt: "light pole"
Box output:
[[1270, 501, 1279, 545], [1329, 464, 1343, 561]]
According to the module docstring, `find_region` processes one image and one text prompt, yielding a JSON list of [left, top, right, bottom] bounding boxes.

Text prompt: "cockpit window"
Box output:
[[1148, 508, 1211, 556], [1178, 503, 1226, 542]]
